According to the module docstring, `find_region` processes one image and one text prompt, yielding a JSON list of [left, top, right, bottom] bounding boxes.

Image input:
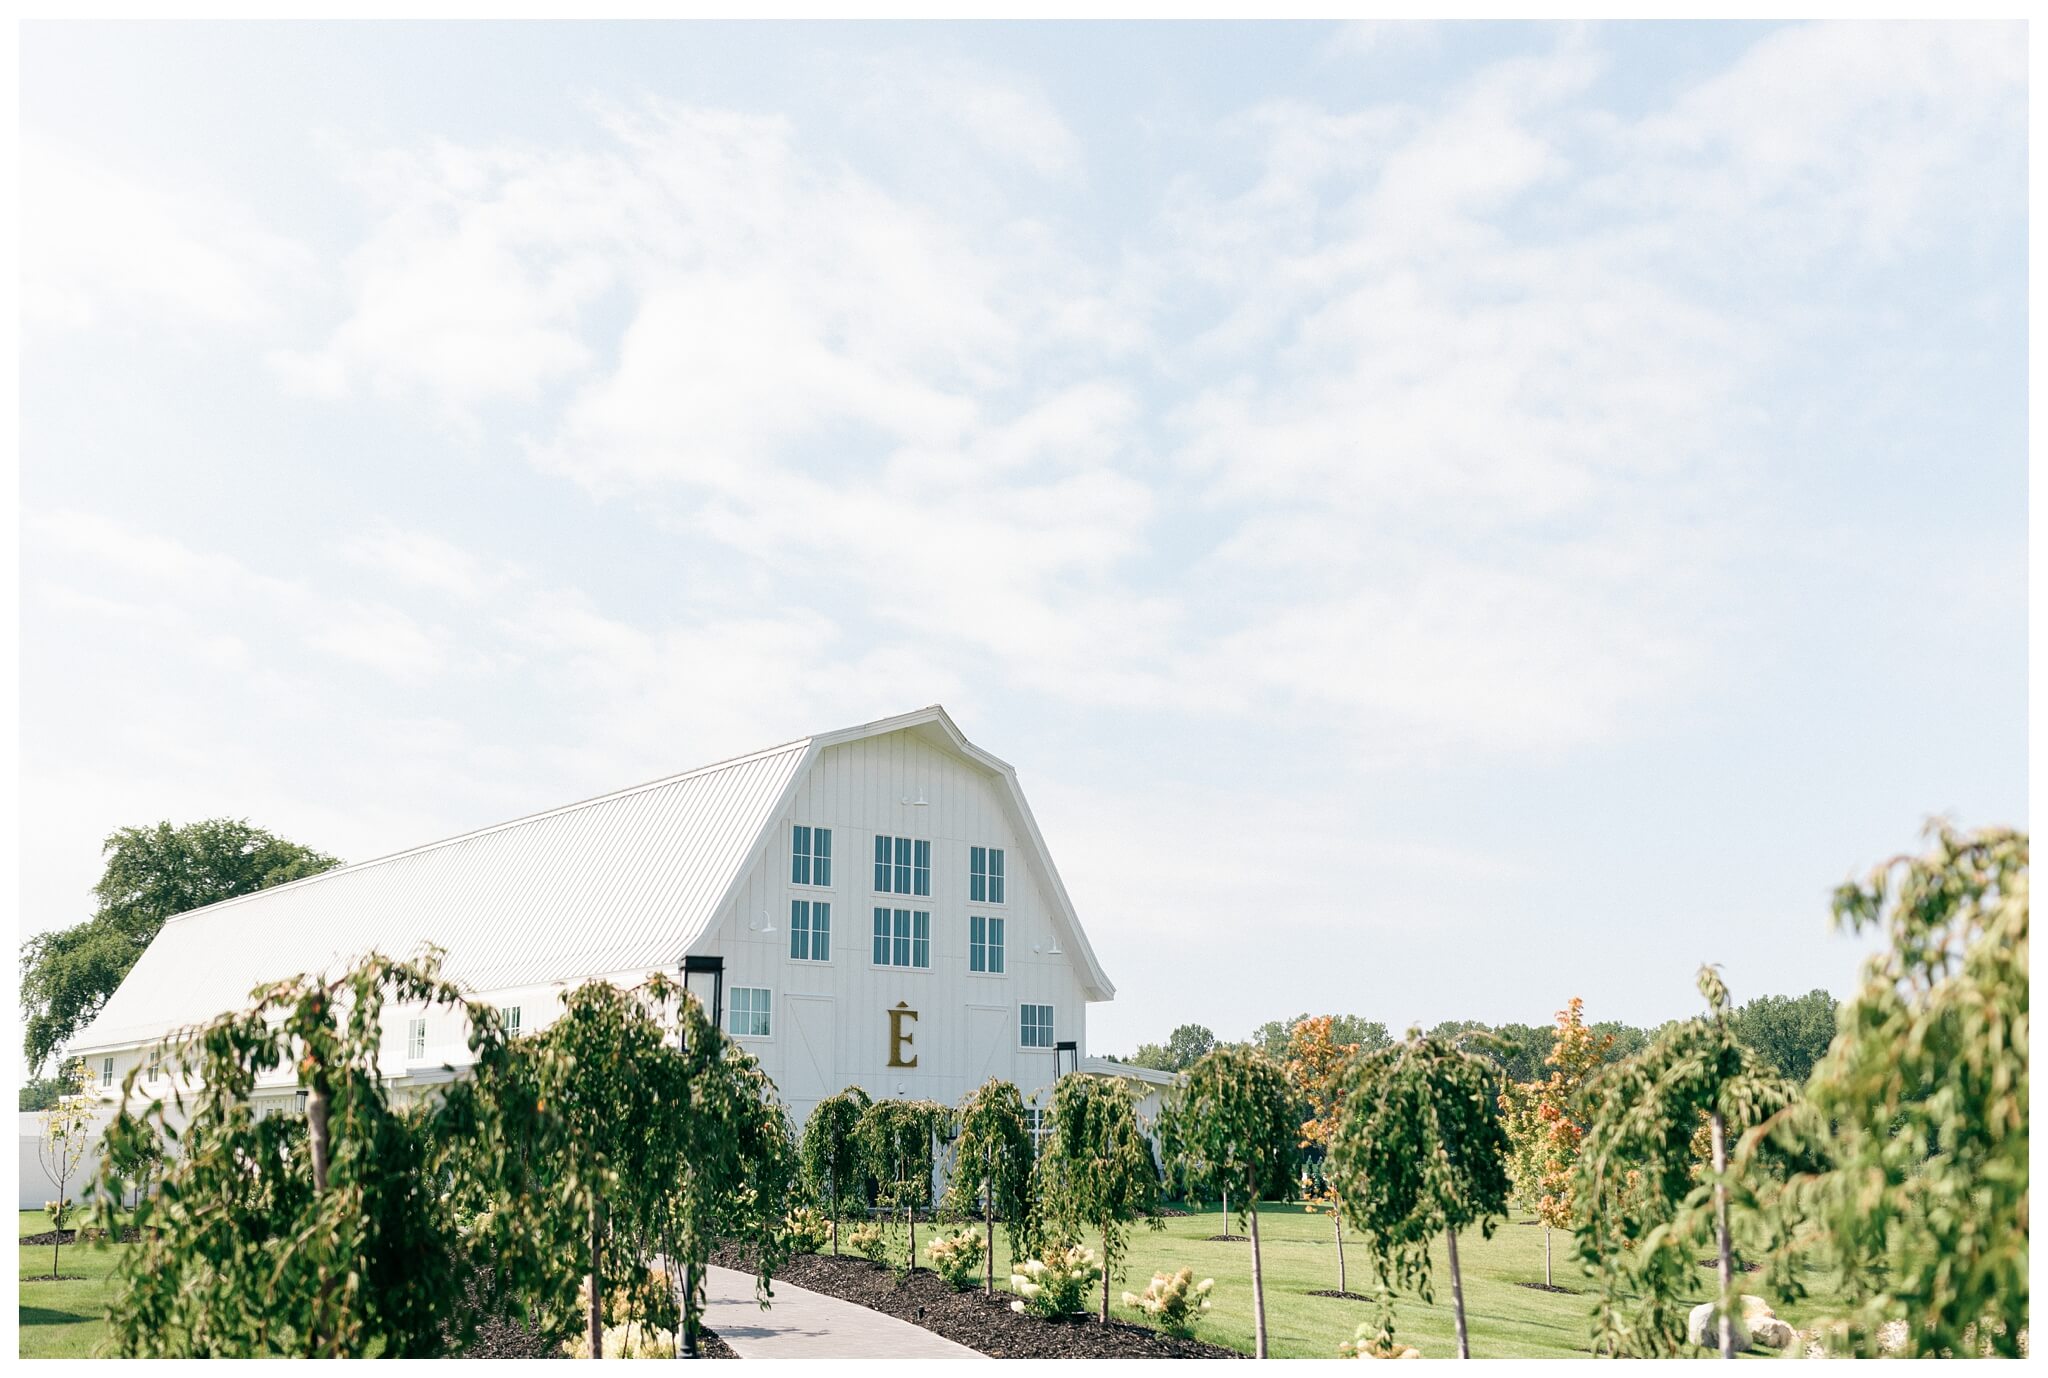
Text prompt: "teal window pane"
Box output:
[[814, 902, 830, 961], [875, 836, 892, 892], [815, 828, 832, 887]]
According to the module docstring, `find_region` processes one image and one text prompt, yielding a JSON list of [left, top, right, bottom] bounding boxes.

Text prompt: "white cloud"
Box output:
[[22, 139, 311, 333], [338, 522, 519, 602]]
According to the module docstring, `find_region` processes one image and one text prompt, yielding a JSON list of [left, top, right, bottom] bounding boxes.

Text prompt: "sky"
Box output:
[[18, 20, 2028, 1056]]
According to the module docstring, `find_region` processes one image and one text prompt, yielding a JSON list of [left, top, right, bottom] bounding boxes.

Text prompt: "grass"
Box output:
[[18, 1203, 1855, 1360], [873, 1202, 1852, 1359], [19, 1211, 127, 1359]]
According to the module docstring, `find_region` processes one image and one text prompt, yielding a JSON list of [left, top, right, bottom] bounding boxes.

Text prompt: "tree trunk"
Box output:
[[1221, 1187, 1229, 1229], [1100, 1222, 1113, 1323], [307, 1084, 331, 1194], [1249, 1202, 1269, 1358], [51, 1189, 62, 1279], [907, 1192, 917, 1273], [1334, 1210, 1347, 1294], [984, 1168, 996, 1297], [1544, 1227, 1552, 1289], [586, 1197, 604, 1360], [1710, 1109, 1735, 1360], [1446, 1226, 1470, 1358]]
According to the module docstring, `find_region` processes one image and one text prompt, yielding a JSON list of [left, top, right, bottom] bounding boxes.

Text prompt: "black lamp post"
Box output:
[[1054, 1040, 1079, 1080], [675, 954, 723, 1360]]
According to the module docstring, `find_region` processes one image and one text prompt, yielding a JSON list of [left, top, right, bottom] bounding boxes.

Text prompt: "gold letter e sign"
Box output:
[[887, 1001, 919, 1068]]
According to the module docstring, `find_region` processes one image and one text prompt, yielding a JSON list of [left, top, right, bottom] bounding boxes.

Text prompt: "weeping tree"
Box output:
[[1769, 823, 2028, 1358], [1326, 1028, 1512, 1359], [939, 1079, 1036, 1295], [1174, 1047, 1300, 1357], [800, 1087, 872, 1254], [1031, 1074, 1162, 1323], [856, 1098, 952, 1271], [1573, 967, 1794, 1358], [91, 951, 546, 1357]]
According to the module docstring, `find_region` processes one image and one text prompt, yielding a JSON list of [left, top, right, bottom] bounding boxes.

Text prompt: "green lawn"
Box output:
[[19, 1212, 125, 1359], [873, 1202, 1849, 1359], [18, 1204, 1850, 1359]]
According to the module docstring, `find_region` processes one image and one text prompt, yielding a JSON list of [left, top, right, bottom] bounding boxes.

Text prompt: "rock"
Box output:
[[1688, 1302, 1753, 1353], [1750, 1317, 1795, 1349]]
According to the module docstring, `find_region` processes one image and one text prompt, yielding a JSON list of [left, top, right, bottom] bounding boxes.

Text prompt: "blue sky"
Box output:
[[19, 20, 2027, 1052]]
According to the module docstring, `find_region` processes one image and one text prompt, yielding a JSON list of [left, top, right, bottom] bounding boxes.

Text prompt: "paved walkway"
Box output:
[[702, 1265, 988, 1360]]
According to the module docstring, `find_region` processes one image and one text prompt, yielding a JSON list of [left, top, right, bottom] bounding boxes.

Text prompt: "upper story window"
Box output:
[[792, 826, 833, 887], [147, 1047, 162, 1082], [1020, 1003, 1055, 1049], [728, 987, 772, 1038], [872, 907, 931, 968], [101, 1056, 114, 1088], [501, 1006, 522, 1039], [790, 899, 831, 962], [970, 915, 1006, 974], [407, 1018, 427, 1061], [874, 835, 931, 896], [971, 847, 1006, 904]]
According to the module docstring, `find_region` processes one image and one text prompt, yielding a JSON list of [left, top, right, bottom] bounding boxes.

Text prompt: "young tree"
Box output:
[[800, 1087, 872, 1254], [1326, 1028, 1513, 1358], [1573, 967, 1794, 1358], [1500, 998, 1612, 1288], [33, 1061, 96, 1279], [1771, 823, 2027, 1358], [21, 819, 338, 1071], [941, 1079, 1036, 1295], [1175, 1047, 1299, 1357], [1032, 1074, 1162, 1323], [1285, 1014, 1360, 1295], [93, 951, 540, 1357], [857, 1098, 952, 1271]]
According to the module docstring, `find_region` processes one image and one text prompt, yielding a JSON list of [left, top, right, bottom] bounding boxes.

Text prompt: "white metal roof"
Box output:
[[70, 736, 812, 1053], [70, 705, 1115, 1055]]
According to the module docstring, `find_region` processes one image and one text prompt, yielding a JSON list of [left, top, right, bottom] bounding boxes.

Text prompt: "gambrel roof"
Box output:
[[70, 706, 1112, 1054]]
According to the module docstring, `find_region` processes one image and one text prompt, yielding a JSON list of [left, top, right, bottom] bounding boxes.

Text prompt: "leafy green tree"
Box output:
[[1326, 1028, 1513, 1358], [1573, 967, 1794, 1358], [1770, 824, 2027, 1358], [93, 951, 536, 1357], [1727, 989, 1839, 1084], [941, 1079, 1036, 1295], [1251, 1013, 1390, 1061], [800, 1088, 872, 1254], [857, 1098, 952, 1271], [21, 819, 338, 1070], [19, 1060, 83, 1112], [1032, 1074, 1162, 1322], [1173, 1047, 1299, 1357]]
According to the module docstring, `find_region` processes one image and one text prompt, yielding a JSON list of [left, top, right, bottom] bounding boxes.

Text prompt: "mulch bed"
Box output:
[[1306, 1289, 1376, 1301], [1698, 1258, 1762, 1274], [21, 1273, 90, 1282], [1517, 1282, 1578, 1294], [21, 1226, 143, 1245], [711, 1246, 1241, 1358], [1203, 1234, 1249, 1243]]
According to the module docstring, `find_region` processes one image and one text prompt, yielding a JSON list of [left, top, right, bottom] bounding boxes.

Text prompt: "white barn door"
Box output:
[[783, 995, 837, 1108], [965, 1004, 1008, 1086]]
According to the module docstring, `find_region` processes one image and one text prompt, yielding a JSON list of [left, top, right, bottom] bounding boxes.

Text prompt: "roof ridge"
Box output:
[[161, 734, 815, 927]]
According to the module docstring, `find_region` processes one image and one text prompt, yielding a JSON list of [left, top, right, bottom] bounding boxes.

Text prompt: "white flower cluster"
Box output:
[[1008, 1244, 1103, 1318], [1121, 1267, 1215, 1338]]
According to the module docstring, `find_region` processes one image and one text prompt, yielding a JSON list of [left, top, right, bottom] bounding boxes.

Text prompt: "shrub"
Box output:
[[926, 1228, 986, 1291], [1340, 1322, 1423, 1359], [1009, 1244, 1103, 1320], [783, 1205, 830, 1254], [848, 1222, 889, 1264], [1122, 1267, 1215, 1338], [43, 1199, 70, 1232]]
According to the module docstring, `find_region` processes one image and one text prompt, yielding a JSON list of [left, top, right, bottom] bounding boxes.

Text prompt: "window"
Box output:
[[792, 826, 832, 887], [101, 1056, 114, 1088], [873, 835, 931, 896], [872, 907, 931, 968], [501, 1006, 522, 1039], [970, 915, 1006, 973], [407, 1018, 427, 1060], [1024, 1106, 1046, 1152], [728, 987, 772, 1038], [971, 847, 1006, 904], [790, 899, 832, 961], [1020, 1003, 1055, 1049], [147, 1047, 162, 1082]]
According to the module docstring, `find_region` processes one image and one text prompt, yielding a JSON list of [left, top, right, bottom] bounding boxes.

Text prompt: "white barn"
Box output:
[[61, 706, 1136, 1151]]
